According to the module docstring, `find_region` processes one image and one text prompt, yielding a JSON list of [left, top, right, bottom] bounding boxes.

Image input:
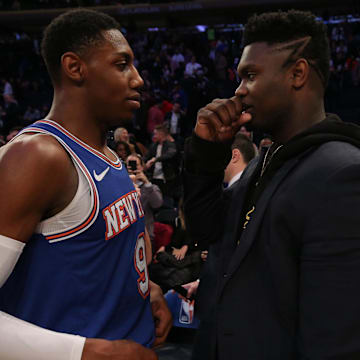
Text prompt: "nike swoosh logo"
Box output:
[[93, 167, 110, 182]]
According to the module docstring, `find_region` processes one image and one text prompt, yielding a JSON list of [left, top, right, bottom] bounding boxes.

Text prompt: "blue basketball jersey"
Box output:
[[0, 120, 155, 346]]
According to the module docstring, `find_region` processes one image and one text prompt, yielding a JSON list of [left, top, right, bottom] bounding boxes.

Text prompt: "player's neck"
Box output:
[[46, 93, 108, 153], [272, 100, 326, 144]]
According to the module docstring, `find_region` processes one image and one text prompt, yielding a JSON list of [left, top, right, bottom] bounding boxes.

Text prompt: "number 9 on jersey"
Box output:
[[134, 233, 149, 299]]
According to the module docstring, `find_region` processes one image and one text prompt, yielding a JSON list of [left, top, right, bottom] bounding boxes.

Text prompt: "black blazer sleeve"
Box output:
[[183, 134, 233, 250]]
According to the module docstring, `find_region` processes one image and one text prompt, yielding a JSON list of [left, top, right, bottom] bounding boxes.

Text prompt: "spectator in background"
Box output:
[[2, 78, 13, 96], [147, 97, 164, 138], [171, 81, 188, 111], [164, 102, 186, 144], [171, 48, 185, 76], [126, 153, 163, 245], [144, 124, 179, 202], [115, 140, 132, 161], [223, 132, 256, 188], [214, 50, 228, 81], [184, 56, 202, 78], [114, 127, 148, 156], [114, 127, 136, 153], [160, 97, 173, 117], [150, 198, 203, 293]]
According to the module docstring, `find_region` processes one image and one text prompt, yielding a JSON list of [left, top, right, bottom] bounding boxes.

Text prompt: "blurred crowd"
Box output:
[[1, 17, 359, 147], [327, 21, 360, 108]]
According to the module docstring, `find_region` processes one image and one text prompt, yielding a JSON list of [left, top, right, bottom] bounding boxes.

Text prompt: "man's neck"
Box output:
[[272, 102, 326, 144]]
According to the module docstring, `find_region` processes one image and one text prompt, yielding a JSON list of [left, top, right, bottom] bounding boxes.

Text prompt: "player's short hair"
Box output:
[[41, 8, 120, 82], [243, 10, 330, 88], [232, 132, 256, 164]]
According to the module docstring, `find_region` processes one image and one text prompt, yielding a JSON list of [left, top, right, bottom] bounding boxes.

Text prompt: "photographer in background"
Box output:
[[127, 154, 163, 246]]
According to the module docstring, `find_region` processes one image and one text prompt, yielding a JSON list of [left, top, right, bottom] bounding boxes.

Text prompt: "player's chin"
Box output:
[[114, 112, 135, 126], [251, 118, 272, 135]]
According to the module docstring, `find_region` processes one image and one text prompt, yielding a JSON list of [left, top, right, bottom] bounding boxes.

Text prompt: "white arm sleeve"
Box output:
[[0, 311, 85, 360], [0, 235, 24, 288], [0, 235, 86, 360]]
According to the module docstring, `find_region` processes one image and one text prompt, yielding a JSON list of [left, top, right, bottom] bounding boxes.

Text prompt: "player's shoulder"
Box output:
[[2, 133, 66, 160], [0, 133, 72, 178]]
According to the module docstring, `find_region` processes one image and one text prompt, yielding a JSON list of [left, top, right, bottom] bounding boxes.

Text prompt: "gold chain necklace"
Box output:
[[260, 144, 283, 178]]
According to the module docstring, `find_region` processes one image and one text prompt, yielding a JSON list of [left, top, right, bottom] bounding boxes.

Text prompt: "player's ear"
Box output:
[[291, 58, 309, 89], [61, 52, 86, 84]]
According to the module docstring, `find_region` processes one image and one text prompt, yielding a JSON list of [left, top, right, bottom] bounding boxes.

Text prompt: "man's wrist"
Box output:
[[82, 338, 112, 359], [184, 132, 232, 175]]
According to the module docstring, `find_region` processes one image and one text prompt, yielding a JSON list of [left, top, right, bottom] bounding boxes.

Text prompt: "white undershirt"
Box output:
[[153, 144, 165, 180], [170, 112, 179, 134], [36, 160, 92, 236], [228, 170, 243, 188]]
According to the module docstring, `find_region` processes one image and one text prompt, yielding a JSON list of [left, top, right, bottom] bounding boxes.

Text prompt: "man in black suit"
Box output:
[[144, 124, 179, 201], [184, 10, 360, 360], [164, 102, 186, 144]]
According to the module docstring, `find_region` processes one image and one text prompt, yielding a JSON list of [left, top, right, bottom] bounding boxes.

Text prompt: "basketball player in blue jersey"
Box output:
[[0, 8, 171, 360]]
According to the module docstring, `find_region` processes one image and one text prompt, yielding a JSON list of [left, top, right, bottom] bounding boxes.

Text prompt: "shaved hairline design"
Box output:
[[270, 36, 325, 87]]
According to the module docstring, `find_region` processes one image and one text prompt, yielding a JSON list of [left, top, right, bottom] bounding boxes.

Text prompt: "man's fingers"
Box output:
[[229, 96, 243, 115], [195, 96, 250, 142], [207, 100, 233, 126], [153, 336, 166, 348], [151, 296, 172, 349], [213, 98, 239, 122], [236, 112, 252, 127], [198, 109, 232, 135]]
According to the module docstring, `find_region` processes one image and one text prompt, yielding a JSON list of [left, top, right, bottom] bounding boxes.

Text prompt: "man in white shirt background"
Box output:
[[184, 56, 202, 78], [223, 132, 256, 188]]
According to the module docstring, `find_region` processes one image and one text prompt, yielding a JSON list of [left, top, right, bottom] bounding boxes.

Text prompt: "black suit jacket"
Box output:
[[185, 140, 360, 360], [164, 111, 187, 137], [144, 140, 179, 181]]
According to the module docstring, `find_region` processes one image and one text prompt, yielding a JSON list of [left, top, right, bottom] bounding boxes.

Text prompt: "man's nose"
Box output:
[[130, 66, 144, 89], [235, 81, 248, 97]]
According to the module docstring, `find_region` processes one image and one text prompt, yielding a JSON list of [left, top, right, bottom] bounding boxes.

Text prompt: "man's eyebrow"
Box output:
[[112, 52, 132, 60], [237, 63, 257, 74]]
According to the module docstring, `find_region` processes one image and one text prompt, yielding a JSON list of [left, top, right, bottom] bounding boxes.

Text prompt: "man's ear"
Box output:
[[232, 148, 241, 162], [61, 52, 86, 84], [291, 58, 309, 89]]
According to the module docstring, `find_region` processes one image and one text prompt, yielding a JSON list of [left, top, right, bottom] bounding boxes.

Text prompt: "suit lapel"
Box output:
[[223, 157, 300, 281], [219, 158, 261, 273]]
